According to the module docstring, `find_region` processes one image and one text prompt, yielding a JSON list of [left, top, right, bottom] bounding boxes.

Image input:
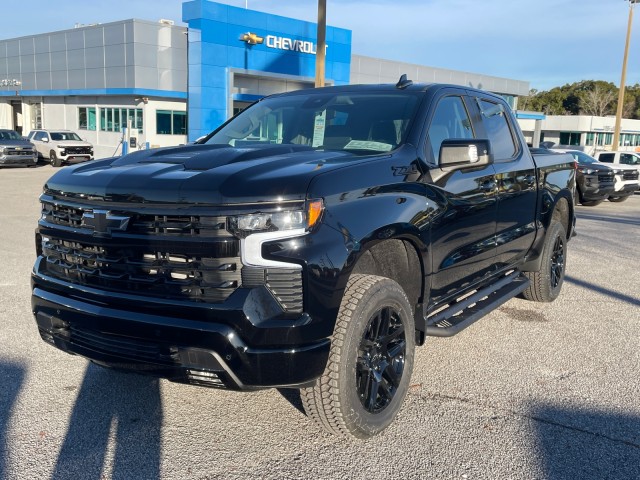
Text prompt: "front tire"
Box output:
[[608, 196, 628, 203], [50, 151, 62, 167], [301, 274, 415, 439], [522, 221, 567, 302]]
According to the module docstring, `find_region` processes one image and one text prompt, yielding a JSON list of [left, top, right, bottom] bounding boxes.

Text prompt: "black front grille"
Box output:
[[65, 147, 92, 155], [42, 237, 240, 303], [129, 215, 230, 237], [41, 202, 231, 238], [598, 174, 614, 183], [69, 325, 174, 365], [623, 171, 639, 181], [6, 148, 34, 156]]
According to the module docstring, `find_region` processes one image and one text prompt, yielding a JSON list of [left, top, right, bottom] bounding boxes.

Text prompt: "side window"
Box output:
[[478, 99, 516, 160], [427, 96, 474, 163], [34, 132, 45, 141], [620, 153, 640, 165], [598, 153, 614, 163]]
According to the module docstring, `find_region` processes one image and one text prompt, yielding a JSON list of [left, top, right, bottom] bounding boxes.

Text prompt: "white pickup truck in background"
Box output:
[[594, 151, 640, 201]]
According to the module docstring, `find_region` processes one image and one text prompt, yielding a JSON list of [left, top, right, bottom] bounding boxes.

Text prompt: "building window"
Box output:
[[585, 132, 594, 146], [559, 132, 580, 146], [100, 108, 144, 132], [31, 103, 43, 130], [156, 110, 187, 135], [79, 107, 97, 131]]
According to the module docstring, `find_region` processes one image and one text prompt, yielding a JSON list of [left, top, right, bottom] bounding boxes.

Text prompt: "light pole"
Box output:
[[315, 0, 327, 87], [612, 0, 638, 151]]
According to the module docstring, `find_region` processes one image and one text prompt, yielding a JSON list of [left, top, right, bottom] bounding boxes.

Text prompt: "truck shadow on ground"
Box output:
[[0, 361, 25, 479], [565, 275, 640, 307], [277, 388, 306, 415], [52, 363, 162, 480], [530, 403, 640, 479], [576, 210, 640, 227]]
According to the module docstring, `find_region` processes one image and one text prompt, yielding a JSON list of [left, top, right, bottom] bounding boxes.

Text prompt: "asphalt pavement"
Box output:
[[1, 164, 639, 480]]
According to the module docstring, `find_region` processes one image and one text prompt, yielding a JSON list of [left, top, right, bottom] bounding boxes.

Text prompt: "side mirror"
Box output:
[[439, 139, 492, 170], [42, 137, 49, 143]]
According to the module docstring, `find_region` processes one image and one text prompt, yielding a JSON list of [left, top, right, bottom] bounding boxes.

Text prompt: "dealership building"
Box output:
[[0, 0, 530, 158]]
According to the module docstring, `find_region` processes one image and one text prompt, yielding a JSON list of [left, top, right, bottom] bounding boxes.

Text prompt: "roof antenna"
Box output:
[[396, 74, 413, 89]]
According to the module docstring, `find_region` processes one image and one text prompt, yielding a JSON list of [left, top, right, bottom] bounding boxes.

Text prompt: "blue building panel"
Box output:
[[200, 19, 229, 45], [183, 0, 352, 140], [201, 43, 229, 67], [227, 8, 269, 30]]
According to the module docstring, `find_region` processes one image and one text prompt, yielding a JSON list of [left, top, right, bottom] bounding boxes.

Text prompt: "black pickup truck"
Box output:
[[32, 79, 576, 439]]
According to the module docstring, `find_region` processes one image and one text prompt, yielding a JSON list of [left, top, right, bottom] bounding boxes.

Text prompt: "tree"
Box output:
[[520, 80, 640, 119], [577, 81, 617, 116]]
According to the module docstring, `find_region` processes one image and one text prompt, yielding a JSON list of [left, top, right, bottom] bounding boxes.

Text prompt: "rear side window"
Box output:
[[478, 99, 516, 161], [427, 96, 474, 163], [598, 153, 614, 163], [620, 153, 640, 165]]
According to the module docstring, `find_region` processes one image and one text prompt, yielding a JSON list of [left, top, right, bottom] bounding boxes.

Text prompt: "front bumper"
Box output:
[[60, 154, 93, 164], [0, 155, 38, 167], [612, 183, 639, 197], [580, 182, 615, 201], [31, 264, 331, 390]]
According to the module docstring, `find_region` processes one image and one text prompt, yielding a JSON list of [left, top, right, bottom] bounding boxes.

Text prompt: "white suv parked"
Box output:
[[27, 130, 93, 167]]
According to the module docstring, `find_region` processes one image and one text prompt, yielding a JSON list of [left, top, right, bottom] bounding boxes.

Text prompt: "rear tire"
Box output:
[[608, 196, 628, 203], [522, 221, 567, 303], [50, 151, 62, 167], [301, 274, 415, 439]]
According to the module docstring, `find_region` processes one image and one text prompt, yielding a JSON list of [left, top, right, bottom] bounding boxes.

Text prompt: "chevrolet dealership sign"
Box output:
[[265, 35, 318, 54], [240, 32, 319, 55]]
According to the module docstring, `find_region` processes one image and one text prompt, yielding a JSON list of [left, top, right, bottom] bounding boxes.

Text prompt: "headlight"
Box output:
[[578, 167, 596, 175], [0, 147, 6, 154], [229, 199, 323, 237]]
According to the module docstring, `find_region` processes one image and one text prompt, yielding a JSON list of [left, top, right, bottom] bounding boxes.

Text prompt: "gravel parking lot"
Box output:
[[1, 164, 639, 480]]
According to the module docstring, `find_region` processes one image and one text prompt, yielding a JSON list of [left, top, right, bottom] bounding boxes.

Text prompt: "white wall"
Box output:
[[0, 102, 13, 129], [21, 96, 187, 159]]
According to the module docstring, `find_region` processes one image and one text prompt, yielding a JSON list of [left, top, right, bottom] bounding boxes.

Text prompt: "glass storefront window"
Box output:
[[99, 108, 144, 132], [78, 107, 96, 131], [156, 110, 187, 135]]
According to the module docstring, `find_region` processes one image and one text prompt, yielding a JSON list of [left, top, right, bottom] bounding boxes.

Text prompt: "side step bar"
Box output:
[[425, 271, 530, 338]]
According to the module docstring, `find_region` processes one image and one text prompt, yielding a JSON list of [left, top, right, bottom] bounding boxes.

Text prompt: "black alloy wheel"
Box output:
[[550, 235, 565, 289], [522, 219, 567, 303], [301, 274, 415, 439], [357, 306, 406, 414]]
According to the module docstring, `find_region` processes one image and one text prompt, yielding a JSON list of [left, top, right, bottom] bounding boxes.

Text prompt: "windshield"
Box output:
[[570, 151, 597, 164], [51, 132, 82, 141], [204, 92, 421, 154], [0, 130, 22, 140]]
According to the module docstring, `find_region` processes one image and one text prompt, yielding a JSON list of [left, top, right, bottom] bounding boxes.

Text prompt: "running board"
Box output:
[[425, 272, 530, 338]]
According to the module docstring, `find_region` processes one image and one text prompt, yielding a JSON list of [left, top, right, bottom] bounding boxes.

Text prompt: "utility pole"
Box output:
[[315, 0, 327, 87], [612, 0, 638, 151]]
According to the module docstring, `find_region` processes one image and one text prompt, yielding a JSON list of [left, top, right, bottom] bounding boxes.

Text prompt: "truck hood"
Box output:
[[44, 143, 383, 205], [54, 140, 93, 148], [0, 138, 34, 148], [600, 162, 638, 172]]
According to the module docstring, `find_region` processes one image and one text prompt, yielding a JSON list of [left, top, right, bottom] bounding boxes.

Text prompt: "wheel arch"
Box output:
[[346, 236, 427, 344], [521, 193, 573, 272]]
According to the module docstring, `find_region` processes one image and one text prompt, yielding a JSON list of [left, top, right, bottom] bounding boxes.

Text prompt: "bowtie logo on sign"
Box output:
[[240, 32, 264, 45]]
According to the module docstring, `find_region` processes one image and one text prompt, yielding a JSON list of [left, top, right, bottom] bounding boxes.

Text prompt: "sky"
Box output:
[[1, 0, 639, 92]]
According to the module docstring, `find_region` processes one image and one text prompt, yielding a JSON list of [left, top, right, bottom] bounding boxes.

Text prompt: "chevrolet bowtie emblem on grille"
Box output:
[[81, 210, 130, 237], [240, 32, 264, 45]]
